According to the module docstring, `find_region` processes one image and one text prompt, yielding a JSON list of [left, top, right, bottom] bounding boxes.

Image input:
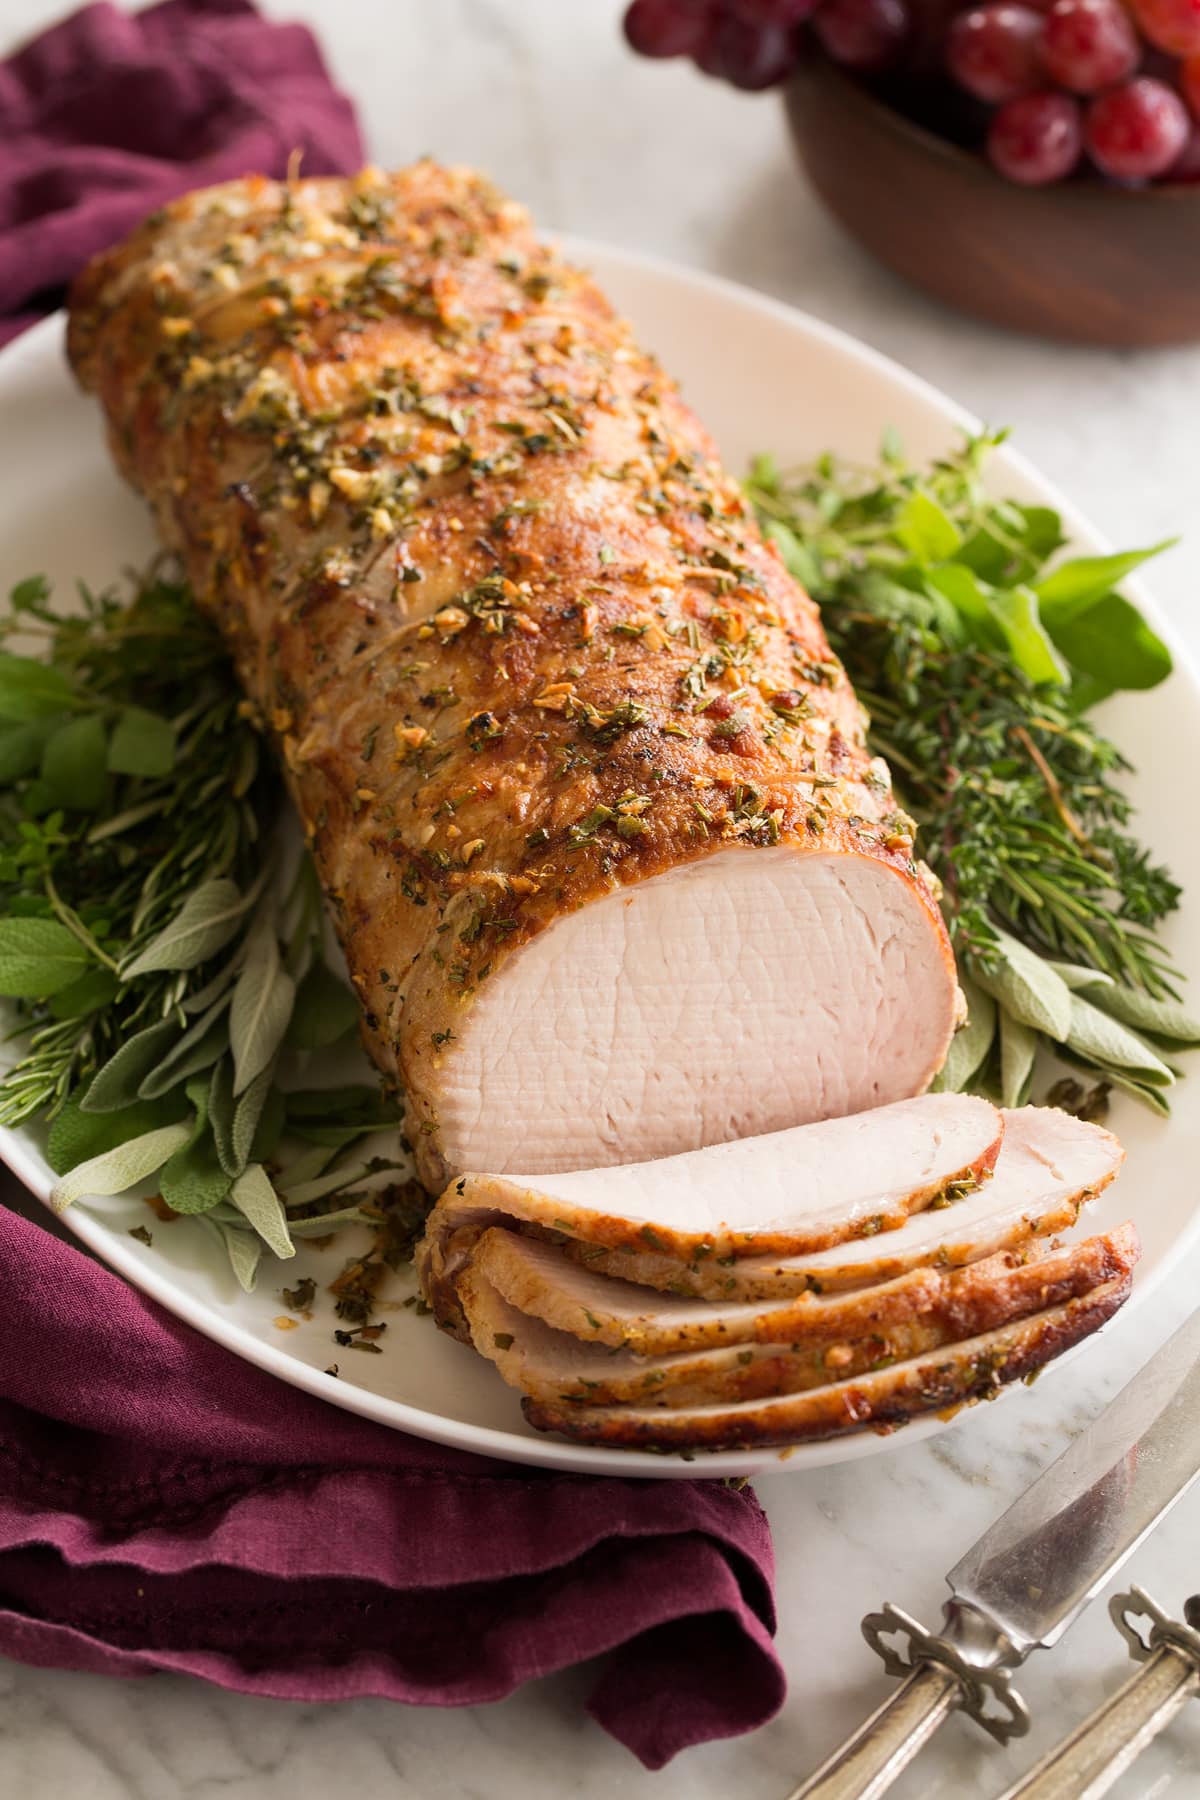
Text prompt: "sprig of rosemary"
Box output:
[[747, 431, 1199, 1116], [0, 570, 418, 1291]]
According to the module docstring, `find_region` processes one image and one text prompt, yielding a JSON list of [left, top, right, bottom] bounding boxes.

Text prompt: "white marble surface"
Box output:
[[3, 1, 1200, 1794]]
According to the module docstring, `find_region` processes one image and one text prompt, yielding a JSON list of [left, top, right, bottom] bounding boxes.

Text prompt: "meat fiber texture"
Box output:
[[554, 1106, 1125, 1300], [422, 1104, 1137, 1449], [417, 1091, 1005, 1330], [67, 162, 959, 1188]]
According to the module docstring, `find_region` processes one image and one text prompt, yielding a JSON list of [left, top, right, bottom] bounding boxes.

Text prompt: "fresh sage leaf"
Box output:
[[229, 914, 295, 1095], [286, 1202, 376, 1237], [230, 1163, 295, 1259], [108, 706, 176, 778], [0, 917, 90, 998], [973, 933, 1073, 1041], [50, 1120, 191, 1211], [48, 966, 120, 1020], [250, 1084, 286, 1165], [1065, 994, 1175, 1087], [282, 1157, 408, 1209], [276, 1142, 339, 1191], [285, 958, 359, 1050], [122, 876, 258, 978], [999, 1010, 1038, 1109], [933, 977, 996, 1093], [0, 652, 76, 721], [137, 996, 230, 1099], [1057, 1048, 1172, 1120], [46, 1092, 188, 1176], [1078, 983, 1200, 1049], [159, 1076, 232, 1214], [212, 1219, 263, 1292], [208, 1055, 238, 1177], [82, 1016, 180, 1112], [231, 1059, 277, 1171], [40, 714, 108, 811], [1046, 960, 1114, 992]]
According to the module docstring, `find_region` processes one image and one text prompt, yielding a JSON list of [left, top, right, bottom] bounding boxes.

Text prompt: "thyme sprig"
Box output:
[[748, 431, 1197, 1114], [0, 569, 410, 1290]]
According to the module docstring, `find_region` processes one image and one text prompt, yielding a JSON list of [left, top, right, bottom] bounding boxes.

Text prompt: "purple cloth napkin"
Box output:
[[0, 1203, 783, 1764], [0, 0, 364, 344]]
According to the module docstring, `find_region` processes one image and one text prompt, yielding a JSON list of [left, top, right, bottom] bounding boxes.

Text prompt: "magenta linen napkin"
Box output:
[[0, 1202, 784, 1764], [0, 0, 363, 345]]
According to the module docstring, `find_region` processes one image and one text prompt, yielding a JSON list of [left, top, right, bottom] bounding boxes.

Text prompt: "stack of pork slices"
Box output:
[[415, 1095, 1138, 1452]]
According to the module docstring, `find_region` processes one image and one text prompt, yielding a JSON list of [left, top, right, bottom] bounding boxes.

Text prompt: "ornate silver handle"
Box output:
[[786, 1662, 962, 1800], [997, 1588, 1200, 1800], [788, 1602, 1029, 1800]]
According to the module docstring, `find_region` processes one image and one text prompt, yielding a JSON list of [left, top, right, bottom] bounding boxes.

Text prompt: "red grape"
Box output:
[[1041, 0, 1140, 91], [1182, 50, 1200, 112], [736, 0, 821, 20], [946, 5, 1045, 102], [624, 0, 715, 56], [813, 0, 911, 67], [1167, 123, 1200, 175], [988, 91, 1084, 181], [1085, 77, 1190, 177], [699, 14, 799, 83], [1129, 0, 1200, 55]]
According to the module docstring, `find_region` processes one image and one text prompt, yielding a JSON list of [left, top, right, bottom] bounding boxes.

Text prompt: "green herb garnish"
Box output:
[[748, 430, 1197, 1114], [0, 567, 405, 1291]]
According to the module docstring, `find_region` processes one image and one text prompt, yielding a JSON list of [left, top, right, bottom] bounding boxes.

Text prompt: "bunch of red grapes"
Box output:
[[624, 0, 1200, 183]]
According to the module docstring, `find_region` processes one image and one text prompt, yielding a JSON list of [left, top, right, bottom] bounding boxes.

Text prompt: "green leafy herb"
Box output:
[[0, 567, 407, 1286], [748, 431, 1189, 1110]]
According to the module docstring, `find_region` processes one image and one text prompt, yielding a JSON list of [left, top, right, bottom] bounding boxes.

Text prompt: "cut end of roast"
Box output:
[[430, 846, 957, 1180]]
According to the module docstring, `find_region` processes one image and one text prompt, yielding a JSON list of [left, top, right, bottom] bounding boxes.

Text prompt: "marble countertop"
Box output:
[[3, 2, 1200, 1794]]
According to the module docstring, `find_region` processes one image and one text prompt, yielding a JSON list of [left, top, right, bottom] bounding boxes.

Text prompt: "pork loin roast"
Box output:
[[68, 163, 958, 1186]]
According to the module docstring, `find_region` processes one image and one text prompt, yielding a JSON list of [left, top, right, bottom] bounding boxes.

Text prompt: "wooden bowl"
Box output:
[[784, 64, 1200, 346]]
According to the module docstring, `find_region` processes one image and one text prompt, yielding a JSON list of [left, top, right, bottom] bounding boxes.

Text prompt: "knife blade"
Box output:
[[788, 1305, 1200, 1800]]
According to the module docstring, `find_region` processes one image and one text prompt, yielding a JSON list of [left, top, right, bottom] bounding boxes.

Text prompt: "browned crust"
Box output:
[[560, 1179, 1117, 1300], [470, 1218, 1138, 1356], [521, 1273, 1135, 1449], [461, 1225, 1139, 1408], [66, 163, 954, 1186]]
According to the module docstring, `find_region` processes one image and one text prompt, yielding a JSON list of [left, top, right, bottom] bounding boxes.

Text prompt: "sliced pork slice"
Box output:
[[522, 1275, 1134, 1449], [458, 1226, 1138, 1408], [463, 1216, 1136, 1357], [561, 1107, 1123, 1300], [416, 1092, 1003, 1324]]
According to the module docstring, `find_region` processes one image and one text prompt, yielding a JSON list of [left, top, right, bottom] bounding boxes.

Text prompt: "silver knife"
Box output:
[[787, 1305, 1200, 1800]]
